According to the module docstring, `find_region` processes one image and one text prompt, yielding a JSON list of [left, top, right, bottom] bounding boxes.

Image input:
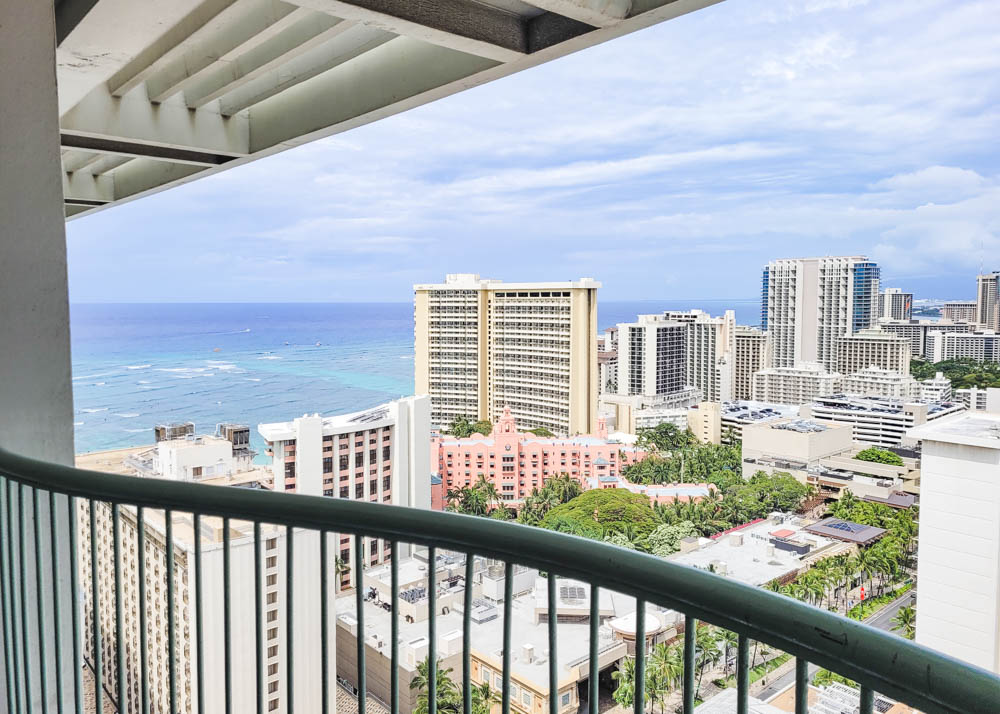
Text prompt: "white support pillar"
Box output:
[[1, 3, 77, 713], [1, 0, 76, 464]]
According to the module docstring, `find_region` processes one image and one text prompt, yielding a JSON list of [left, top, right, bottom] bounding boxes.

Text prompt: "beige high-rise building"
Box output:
[[734, 327, 768, 401], [976, 272, 1000, 330], [835, 328, 911, 376], [414, 274, 599, 436], [941, 301, 977, 323], [877, 288, 913, 321], [761, 256, 880, 371]]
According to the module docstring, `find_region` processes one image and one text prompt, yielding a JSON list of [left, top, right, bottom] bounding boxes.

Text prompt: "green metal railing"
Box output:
[[0, 445, 998, 714]]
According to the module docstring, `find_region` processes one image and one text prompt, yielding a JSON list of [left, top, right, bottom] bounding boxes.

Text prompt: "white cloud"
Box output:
[[67, 0, 1000, 302]]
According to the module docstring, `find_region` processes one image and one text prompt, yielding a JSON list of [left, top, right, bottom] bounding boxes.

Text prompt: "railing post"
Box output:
[[683, 615, 696, 714]]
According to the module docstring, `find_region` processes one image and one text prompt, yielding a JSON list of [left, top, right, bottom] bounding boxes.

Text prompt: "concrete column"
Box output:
[[0, 0, 75, 464], [1, 4, 77, 713]]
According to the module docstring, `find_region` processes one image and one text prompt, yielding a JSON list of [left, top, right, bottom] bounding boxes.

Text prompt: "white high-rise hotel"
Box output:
[[414, 275, 600, 436], [761, 256, 881, 372]]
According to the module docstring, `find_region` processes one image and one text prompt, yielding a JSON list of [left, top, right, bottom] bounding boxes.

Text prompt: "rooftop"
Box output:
[[668, 515, 842, 587], [721, 401, 799, 423], [803, 518, 887, 546], [907, 410, 1000, 449]]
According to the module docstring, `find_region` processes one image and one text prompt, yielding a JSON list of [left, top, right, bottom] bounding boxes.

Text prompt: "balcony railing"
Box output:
[[1, 445, 998, 714]]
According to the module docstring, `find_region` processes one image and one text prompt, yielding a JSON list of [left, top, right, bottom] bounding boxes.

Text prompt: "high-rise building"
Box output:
[[682, 309, 736, 403], [734, 327, 767, 401], [616, 314, 687, 397], [877, 288, 913, 321], [908, 405, 1000, 674], [835, 328, 911, 376], [414, 274, 599, 436], [941, 301, 977, 323], [879, 319, 974, 357], [751, 363, 842, 405], [78, 438, 326, 714], [761, 256, 880, 371], [928, 330, 1000, 363], [258, 396, 430, 589], [976, 271, 1000, 330]]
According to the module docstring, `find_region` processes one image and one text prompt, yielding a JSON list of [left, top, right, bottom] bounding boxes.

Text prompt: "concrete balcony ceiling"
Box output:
[[55, 0, 721, 219]]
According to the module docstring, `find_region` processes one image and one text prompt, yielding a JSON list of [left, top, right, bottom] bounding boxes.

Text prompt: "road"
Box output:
[[756, 588, 917, 701]]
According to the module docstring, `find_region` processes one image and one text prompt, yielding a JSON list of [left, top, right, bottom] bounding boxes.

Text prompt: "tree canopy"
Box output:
[[635, 422, 696, 453], [910, 357, 1000, 389], [854, 447, 904, 466], [621, 442, 743, 490], [540, 489, 660, 541], [446, 417, 493, 438]]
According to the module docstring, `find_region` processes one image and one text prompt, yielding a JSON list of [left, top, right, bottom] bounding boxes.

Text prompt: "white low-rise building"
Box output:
[[929, 330, 1000, 363], [752, 362, 842, 406], [801, 395, 965, 448]]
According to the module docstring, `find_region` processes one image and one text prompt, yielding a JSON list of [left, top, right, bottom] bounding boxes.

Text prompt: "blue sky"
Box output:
[[67, 0, 1000, 304]]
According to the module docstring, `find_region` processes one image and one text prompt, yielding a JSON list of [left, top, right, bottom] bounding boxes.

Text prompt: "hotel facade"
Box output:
[[414, 274, 600, 436], [430, 407, 645, 505], [258, 395, 431, 589]]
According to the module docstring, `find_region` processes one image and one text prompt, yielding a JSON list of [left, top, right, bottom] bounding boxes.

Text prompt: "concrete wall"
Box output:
[[914, 435, 1000, 674], [742, 420, 852, 464]]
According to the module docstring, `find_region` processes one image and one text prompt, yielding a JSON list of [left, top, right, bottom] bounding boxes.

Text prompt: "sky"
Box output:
[[66, 0, 1000, 304]]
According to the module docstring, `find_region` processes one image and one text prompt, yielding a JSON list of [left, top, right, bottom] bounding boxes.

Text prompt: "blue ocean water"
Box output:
[[70, 300, 760, 455]]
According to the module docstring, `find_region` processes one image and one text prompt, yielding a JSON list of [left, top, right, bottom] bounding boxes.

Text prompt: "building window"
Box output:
[[355, 484, 363, 499], [269, 700, 279, 712], [561, 692, 571, 707], [340, 487, 349, 499], [266, 557, 276, 568], [370, 478, 377, 493], [370, 540, 378, 555], [339, 455, 349, 470], [369, 449, 377, 462], [355, 453, 363, 468], [268, 681, 279, 694], [522, 692, 532, 708], [192, 466, 203, 477], [382, 445, 390, 459], [284, 462, 295, 478], [266, 575, 276, 586], [382, 476, 390, 490]]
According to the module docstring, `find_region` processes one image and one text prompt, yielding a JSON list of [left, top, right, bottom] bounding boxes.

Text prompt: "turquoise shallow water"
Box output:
[[70, 300, 759, 455]]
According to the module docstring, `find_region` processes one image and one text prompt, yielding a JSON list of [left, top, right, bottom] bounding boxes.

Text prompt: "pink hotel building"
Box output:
[[430, 407, 649, 506]]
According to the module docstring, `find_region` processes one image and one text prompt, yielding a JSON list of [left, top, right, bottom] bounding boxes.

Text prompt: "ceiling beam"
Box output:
[[61, 134, 238, 166], [521, 0, 631, 28], [218, 24, 393, 115], [86, 155, 134, 175], [63, 171, 114, 203], [144, 0, 304, 103], [106, 0, 246, 97], [61, 149, 104, 173], [183, 15, 354, 108], [290, 0, 528, 63], [247, 35, 497, 152], [60, 83, 250, 157]]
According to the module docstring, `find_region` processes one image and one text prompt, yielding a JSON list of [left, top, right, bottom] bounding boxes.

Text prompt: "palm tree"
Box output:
[[410, 657, 460, 714], [471, 681, 500, 714], [612, 656, 638, 710], [694, 626, 721, 700], [718, 629, 739, 679], [892, 604, 916, 640]]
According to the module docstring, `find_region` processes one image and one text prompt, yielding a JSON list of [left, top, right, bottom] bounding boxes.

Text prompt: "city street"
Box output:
[[756, 588, 917, 701]]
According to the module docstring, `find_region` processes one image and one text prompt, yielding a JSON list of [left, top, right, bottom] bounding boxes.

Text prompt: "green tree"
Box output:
[[446, 416, 475, 438], [892, 604, 916, 640], [636, 422, 696, 454], [854, 447, 904, 466], [471, 420, 493, 436], [539, 489, 660, 543], [410, 657, 460, 714], [527, 426, 555, 437], [646, 521, 698, 557]]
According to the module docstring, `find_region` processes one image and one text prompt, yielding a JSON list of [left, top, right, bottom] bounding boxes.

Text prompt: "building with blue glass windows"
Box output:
[[761, 256, 881, 372]]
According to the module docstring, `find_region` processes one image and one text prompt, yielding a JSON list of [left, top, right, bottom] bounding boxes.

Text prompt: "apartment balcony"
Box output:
[[1, 447, 998, 714], [3, 1, 1000, 712]]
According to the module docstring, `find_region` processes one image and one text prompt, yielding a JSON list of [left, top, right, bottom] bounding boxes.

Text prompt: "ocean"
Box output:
[[70, 300, 760, 455]]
